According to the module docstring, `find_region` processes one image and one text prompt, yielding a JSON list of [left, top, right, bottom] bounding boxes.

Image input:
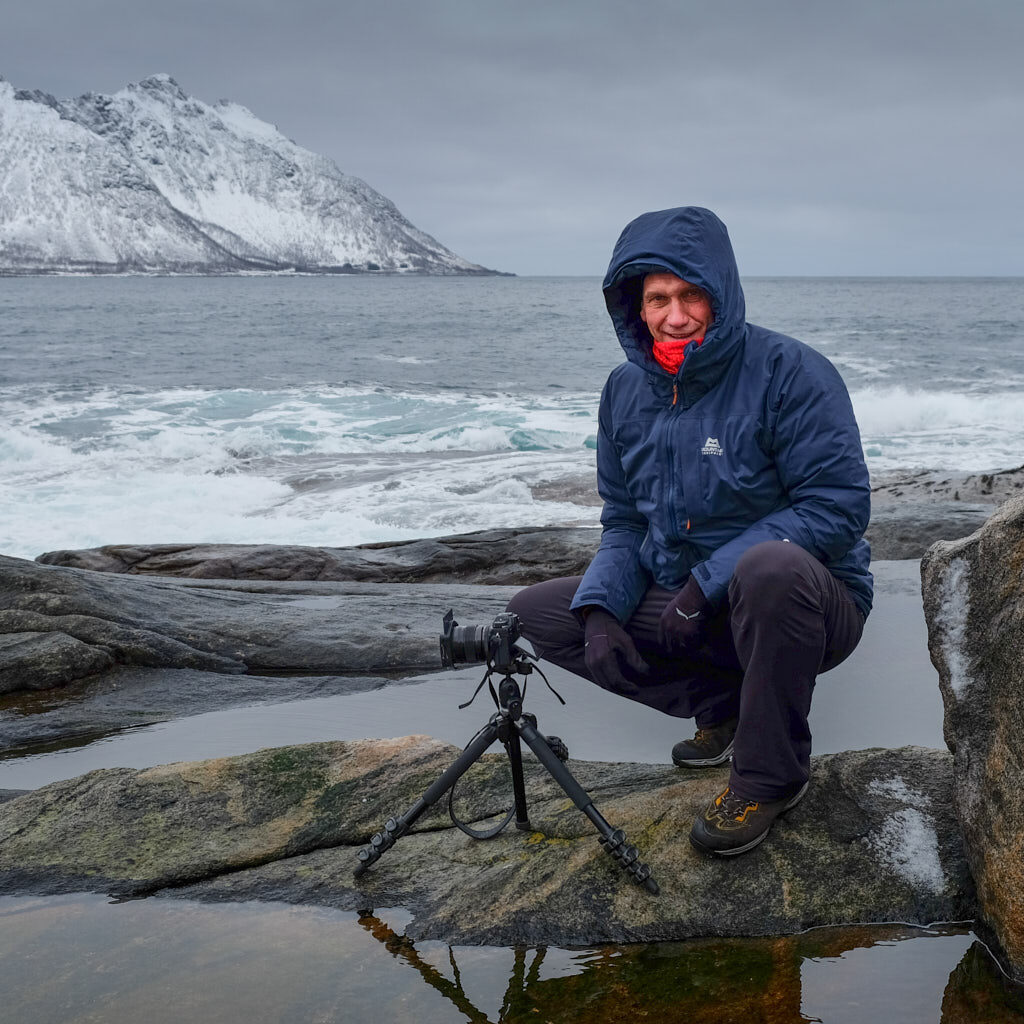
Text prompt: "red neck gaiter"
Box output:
[[652, 337, 703, 375]]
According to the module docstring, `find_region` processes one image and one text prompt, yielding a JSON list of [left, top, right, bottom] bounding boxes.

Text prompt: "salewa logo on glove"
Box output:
[[701, 437, 723, 456], [675, 608, 701, 620]]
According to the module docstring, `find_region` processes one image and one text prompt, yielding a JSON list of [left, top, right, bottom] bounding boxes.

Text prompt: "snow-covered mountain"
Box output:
[[0, 75, 496, 274]]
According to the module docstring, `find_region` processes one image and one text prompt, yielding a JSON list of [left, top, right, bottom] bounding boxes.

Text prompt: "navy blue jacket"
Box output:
[[570, 207, 873, 621]]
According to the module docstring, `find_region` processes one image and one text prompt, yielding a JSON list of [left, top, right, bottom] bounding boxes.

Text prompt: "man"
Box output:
[[507, 206, 872, 857]]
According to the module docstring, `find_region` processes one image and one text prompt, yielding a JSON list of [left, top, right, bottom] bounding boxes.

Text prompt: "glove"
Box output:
[[583, 608, 649, 696], [657, 576, 711, 654]]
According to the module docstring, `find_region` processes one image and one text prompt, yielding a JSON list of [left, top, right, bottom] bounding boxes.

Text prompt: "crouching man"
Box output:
[[508, 206, 872, 856]]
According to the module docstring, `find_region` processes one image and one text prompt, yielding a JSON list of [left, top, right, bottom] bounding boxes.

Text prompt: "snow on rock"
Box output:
[[864, 777, 947, 894], [0, 74, 493, 275], [935, 558, 972, 698]]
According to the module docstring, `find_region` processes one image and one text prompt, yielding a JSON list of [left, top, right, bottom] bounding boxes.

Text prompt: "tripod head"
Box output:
[[440, 608, 565, 713]]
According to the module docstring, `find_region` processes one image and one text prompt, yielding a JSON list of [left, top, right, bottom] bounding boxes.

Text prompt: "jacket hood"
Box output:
[[603, 207, 747, 384]]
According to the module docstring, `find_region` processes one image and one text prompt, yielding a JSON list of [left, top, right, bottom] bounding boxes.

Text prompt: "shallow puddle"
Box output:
[[1, 895, 1022, 1023]]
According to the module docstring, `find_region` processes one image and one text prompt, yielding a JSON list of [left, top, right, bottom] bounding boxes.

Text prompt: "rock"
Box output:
[[0, 553, 517, 689], [865, 467, 1024, 560], [0, 738, 975, 944], [941, 939, 1024, 1022], [36, 527, 602, 585], [921, 493, 1024, 985], [0, 665, 400, 760], [865, 503, 994, 560], [0, 630, 113, 694], [872, 465, 1024, 507], [2, 560, 924, 757]]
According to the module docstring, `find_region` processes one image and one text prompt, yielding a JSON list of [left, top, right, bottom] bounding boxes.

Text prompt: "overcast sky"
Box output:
[[3, 0, 1022, 275]]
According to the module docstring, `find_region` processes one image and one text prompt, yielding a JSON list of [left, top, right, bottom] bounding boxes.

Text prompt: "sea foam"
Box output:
[[4, 378, 1023, 560]]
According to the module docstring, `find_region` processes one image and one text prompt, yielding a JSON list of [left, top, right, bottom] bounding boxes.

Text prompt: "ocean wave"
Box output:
[[4, 380, 1024, 559], [0, 444, 599, 560], [0, 384, 598, 465], [852, 386, 1022, 433], [852, 386, 1024, 471]]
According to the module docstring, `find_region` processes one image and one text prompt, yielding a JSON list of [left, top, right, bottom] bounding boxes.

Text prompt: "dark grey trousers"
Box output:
[[506, 540, 865, 800]]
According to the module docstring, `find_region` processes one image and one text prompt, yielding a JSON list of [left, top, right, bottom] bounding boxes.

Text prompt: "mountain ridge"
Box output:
[[0, 74, 501, 276]]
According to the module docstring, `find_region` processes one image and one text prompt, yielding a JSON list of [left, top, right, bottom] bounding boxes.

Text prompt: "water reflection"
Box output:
[[358, 914, 1024, 1024], [1, 898, 1023, 1023]]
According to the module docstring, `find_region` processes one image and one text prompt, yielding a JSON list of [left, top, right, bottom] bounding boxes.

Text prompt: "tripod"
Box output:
[[354, 655, 659, 894]]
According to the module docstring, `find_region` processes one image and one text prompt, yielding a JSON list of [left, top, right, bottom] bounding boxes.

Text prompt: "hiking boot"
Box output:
[[689, 781, 809, 857], [671, 718, 738, 767]]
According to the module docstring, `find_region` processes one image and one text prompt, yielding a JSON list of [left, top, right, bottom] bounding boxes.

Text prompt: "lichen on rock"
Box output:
[[0, 739, 975, 945]]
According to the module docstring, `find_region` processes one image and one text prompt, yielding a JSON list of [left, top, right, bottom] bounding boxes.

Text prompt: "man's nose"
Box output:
[[665, 298, 689, 324]]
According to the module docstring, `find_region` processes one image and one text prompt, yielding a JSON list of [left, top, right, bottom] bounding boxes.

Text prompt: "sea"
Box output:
[[3, 274, 1024, 1023], [2, 274, 1023, 559]]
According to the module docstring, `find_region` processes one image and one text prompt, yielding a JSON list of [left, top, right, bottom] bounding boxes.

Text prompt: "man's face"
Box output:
[[639, 273, 713, 346]]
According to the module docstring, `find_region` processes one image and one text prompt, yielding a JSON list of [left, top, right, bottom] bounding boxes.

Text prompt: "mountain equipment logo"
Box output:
[[701, 437, 724, 456]]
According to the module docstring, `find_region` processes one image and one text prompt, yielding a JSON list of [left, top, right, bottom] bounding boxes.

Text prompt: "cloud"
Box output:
[[3, 0, 1022, 273]]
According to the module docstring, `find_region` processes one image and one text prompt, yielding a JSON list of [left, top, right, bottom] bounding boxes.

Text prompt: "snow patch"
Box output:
[[937, 558, 972, 697], [212, 100, 288, 145], [865, 777, 946, 893]]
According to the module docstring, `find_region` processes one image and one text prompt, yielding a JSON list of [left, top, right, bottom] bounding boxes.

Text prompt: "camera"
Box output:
[[439, 610, 523, 674]]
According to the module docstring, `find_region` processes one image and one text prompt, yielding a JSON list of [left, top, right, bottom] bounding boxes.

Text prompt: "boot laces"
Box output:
[[716, 788, 757, 819]]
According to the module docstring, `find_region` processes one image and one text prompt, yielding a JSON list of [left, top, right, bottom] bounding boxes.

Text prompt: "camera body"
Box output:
[[439, 609, 523, 675]]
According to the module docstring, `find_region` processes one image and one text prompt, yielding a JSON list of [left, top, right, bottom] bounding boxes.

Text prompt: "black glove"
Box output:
[[657, 576, 711, 654], [584, 608, 649, 696]]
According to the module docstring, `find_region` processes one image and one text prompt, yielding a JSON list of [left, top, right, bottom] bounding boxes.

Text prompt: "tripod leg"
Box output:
[[354, 719, 501, 876], [504, 731, 532, 831], [516, 718, 660, 895]]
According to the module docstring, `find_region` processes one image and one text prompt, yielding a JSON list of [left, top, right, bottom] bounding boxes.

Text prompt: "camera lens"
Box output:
[[448, 624, 490, 664]]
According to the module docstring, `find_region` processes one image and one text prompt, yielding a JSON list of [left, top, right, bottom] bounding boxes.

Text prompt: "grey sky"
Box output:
[[3, 0, 1022, 275]]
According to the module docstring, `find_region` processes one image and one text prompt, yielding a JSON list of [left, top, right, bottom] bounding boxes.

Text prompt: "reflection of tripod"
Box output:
[[354, 653, 659, 894]]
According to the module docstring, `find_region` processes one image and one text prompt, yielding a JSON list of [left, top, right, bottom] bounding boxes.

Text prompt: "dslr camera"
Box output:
[[439, 610, 525, 676]]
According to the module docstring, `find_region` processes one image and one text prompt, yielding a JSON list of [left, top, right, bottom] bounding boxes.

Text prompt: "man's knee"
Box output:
[[729, 540, 814, 605], [505, 586, 531, 619], [505, 575, 584, 647]]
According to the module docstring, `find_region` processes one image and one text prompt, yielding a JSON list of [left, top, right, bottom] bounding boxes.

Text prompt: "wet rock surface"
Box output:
[[36, 527, 603, 585], [0, 665, 402, 759], [0, 737, 975, 945], [866, 466, 1024, 559], [0, 630, 114, 694], [0, 552, 514, 686], [922, 492, 1024, 985], [872, 465, 1024, 507], [2, 559, 922, 757]]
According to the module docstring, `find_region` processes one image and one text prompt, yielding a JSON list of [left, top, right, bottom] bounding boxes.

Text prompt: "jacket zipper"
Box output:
[[665, 379, 687, 541]]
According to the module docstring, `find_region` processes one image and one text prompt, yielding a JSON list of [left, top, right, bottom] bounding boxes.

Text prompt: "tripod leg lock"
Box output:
[[354, 816, 406, 876], [600, 828, 660, 894]]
